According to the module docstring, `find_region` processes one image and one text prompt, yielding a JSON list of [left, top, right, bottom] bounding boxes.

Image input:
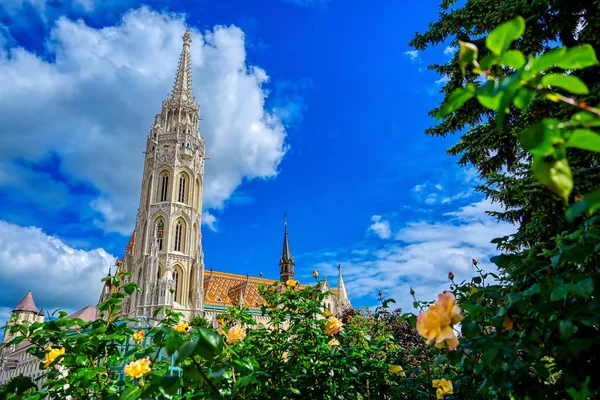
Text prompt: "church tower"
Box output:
[[124, 30, 206, 319], [2, 291, 44, 344], [279, 214, 295, 282]]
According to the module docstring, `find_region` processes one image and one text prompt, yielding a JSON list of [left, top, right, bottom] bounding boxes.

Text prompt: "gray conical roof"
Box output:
[[13, 291, 39, 313]]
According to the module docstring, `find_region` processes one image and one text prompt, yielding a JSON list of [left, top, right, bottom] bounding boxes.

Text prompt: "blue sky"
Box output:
[[0, 0, 513, 323]]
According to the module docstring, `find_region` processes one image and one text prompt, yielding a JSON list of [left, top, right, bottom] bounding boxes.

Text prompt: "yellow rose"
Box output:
[[124, 358, 152, 379], [281, 351, 289, 362], [286, 279, 299, 289], [389, 365, 406, 377], [324, 317, 343, 336], [42, 347, 65, 369], [328, 338, 340, 347], [132, 330, 145, 341], [322, 310, 332, 318], [432, 378, 453, 399], [226, 323, 246, 344], [417, 292, 463, 351], [471, 286, 478, 294], [174, 322, 190, 333]]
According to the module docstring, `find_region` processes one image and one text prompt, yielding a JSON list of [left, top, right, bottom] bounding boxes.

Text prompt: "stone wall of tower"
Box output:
[[124, 31, 206, 320]]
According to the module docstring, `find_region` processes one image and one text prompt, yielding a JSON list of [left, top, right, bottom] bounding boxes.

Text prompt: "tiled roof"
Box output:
[[13, 291, 39, 313], [68, 306, 98, 322], [203, 271, 338, 309], [204, 271, 278, 309]]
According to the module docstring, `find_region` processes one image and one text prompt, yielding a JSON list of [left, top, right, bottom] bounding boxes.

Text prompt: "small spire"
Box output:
[[279, 212, 295, 282], [337, 264, 350, 308], [170, 29, 194, 103], [13, 291, 39, 313]]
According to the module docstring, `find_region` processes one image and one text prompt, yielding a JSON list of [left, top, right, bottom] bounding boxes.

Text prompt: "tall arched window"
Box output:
[[194, 178, 201, 210], [156, 219, 164, 251], [158, 172, 169, 202], [174, 220, 183, 252], [141, 221, 148, 255], [173, 269, 180, 303], [178, 174, 187, 203], [145, 175, 153, 208]]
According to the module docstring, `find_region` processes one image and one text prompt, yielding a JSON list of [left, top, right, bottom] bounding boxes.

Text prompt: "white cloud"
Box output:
[[202, 212, 217, 232], [444, 46, 457, 56], [0, 220, 115, 317], [306, 198, 514, 312], [435, 75, 450, 85], [368, 215, 391, 239], [404, 50, 419, 60], [0, 7, 290, 235]]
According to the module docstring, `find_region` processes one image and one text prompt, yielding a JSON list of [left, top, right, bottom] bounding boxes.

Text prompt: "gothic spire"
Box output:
[[337, 264, 350, 308], [170, 30, 194, 104], [279, 213, 295, 282]]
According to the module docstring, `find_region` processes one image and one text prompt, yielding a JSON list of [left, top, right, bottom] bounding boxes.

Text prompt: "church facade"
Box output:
[[103, 30, 351, 326]]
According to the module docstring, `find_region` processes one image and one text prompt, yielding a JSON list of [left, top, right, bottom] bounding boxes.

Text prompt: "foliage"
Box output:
[[408, 16, 600, 400], [0, 375, 37, 399], [410, 0, 600, 252], [2, 274, 442, 399], [189, 316, 211, 330]]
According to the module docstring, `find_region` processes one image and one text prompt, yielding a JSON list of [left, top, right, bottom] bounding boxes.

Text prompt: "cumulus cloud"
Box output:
[[404, 50, 419, 60], [368, 215, 392, 239], [305, 198, 514, 312], [435, 75, 450, 85], [0, 7, 290, 235], [202, 211, 217, 232], [444, 45, 458, 56], [0, 220, 115, 317]]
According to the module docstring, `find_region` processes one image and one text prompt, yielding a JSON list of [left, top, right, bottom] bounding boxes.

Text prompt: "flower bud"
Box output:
[[410, 288, 415, 296], [448, 271, 454, 280], [472, 258, 479, 266]]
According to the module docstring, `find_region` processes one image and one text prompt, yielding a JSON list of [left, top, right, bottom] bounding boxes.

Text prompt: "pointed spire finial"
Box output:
[[170, 29, 194, 103]]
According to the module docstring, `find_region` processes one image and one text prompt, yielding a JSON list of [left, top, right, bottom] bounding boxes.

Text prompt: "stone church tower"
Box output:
[[122, 30, 206, 319]]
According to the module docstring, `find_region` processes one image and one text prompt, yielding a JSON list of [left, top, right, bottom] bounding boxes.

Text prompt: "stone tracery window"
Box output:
[[158, 171, 170, 202], [174, 219, 186, 253], [178, 174, 187, 203]]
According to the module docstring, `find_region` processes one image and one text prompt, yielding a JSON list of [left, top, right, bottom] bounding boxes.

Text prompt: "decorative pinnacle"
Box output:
[[182, 29, 192, 46], [170, 29, 194, 103]]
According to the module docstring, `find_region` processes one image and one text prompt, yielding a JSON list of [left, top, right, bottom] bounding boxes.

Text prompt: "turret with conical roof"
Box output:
[[279, 213, 295, 282], [3, 291, 45, 344]]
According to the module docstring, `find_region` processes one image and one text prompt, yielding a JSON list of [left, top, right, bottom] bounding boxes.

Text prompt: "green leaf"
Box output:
[[532, 156, 573, 201], [523, 283, 540, 297], [195, 328, 223, 361], [557, 45, 599, 70], [559, 320, 578, 340], [123, 282, 138, 296], [567, 279, 594, 299], [513, 88, 535, 110], [570, 110, 600, 128], [541, 74, 589, 95], [436, 84, 475, 118], [176, 339, 198, 363], [476, 81, 503, 110], [566, 187, 600, 221], [159, 375, 181, 395], [566, 129, 600, 152], [120, 386, 142, 400], [499, 50, 525, 68], [458, 40, 478, 74], [551, 285, 568, 302], [567, 377, 592, 400], [486, 17, 525, 56], [519, 119, 562, 156], [533, 48, 567, 73]]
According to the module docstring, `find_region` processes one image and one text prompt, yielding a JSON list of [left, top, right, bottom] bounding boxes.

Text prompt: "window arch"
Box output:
[[172, 265, 183, 304], [173, 218, 187, 253], [194, 178, 201, 210], [177, 172, 190, 204], [141, 221, 148, 255], [145, 175, 153, 209], [192, 223, 198, 259], [155, 218, 165, 251], [157, 171, 170, 202]]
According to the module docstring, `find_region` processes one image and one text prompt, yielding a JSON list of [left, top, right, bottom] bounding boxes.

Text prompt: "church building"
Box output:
[[101, 30, 351, 325]]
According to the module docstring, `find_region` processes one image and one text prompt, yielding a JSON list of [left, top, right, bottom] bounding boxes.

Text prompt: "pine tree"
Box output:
[[409, 1, 600, 252]]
